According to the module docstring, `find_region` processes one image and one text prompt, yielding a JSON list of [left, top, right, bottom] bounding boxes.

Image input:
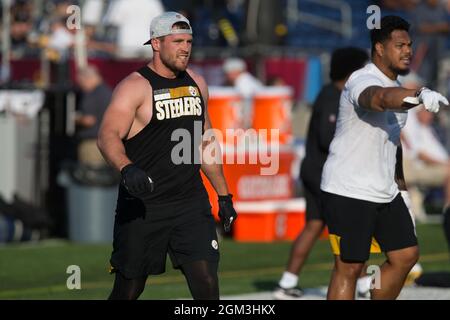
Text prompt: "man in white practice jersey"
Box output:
[[320, 15, 449, 300]]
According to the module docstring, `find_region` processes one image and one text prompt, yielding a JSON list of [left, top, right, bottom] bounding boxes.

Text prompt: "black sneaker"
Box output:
[[272, 286, 304, 300]]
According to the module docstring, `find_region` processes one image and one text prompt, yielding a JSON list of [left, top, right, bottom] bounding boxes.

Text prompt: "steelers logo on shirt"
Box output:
[[189, 86, 198, 97]]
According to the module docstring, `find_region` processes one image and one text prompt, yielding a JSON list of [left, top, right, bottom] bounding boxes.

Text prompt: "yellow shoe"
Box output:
[[405, 263, 423, 285]]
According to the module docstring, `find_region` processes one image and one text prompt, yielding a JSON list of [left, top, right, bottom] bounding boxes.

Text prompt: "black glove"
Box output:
[[218, 194, 237, 232], [121, 163, 154, 197]]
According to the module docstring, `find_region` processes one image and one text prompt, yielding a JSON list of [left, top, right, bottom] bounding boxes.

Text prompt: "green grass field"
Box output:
[[0, 223, 449, 299]]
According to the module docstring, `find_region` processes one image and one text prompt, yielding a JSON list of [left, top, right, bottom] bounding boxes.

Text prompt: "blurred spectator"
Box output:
[[103, 0, 164, 58], [223, 57, 263, 126], [398, 71, 424, 89], [398, 73, 427, 220], [75, 65, 111, 168], [84, 24, 117, 58], [411, 0, 450, 88], [223, 57, 263, 98], [47, 17, 74, 59], [9, 0, 34, 58], [81, 0, 117, 57], [10, 15, 33, 58], [402, 104, 450, 216], [11, 0, 33, 25], [52, 0, 74, 19]]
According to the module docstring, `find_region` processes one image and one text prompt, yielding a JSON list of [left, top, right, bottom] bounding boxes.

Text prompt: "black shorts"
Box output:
[[304, 186, 324, 221], [110, 196, 219, 278], [321, 191, 418, 263]]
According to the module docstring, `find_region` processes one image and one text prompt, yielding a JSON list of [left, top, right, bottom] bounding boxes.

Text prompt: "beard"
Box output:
[[161, 55, 188, 73], [390, 62, 410, 76], [395, 67, 410, 76]]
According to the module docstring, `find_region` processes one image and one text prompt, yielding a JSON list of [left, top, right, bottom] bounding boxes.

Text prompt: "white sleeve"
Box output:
[[347, 74, 384, 108]]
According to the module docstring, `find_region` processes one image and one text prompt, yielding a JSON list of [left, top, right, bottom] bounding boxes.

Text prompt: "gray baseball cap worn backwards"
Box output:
[[143, 11, 192, 45]]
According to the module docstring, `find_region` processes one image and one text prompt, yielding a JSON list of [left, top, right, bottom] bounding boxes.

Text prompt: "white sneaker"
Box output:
[[356, 276, 372, 299], [273, 286, 304, 300]]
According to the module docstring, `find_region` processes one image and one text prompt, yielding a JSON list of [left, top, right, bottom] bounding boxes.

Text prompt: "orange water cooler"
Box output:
[[251, 86, 293, 145], [207, 87, 243, 135], [202, 86, 308, 242], [201, 147, 305, 241], [233, 199, 306, 242]]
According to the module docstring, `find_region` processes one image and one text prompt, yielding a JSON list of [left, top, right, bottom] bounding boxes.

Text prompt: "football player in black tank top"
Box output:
[[97, 12, 237, 300]]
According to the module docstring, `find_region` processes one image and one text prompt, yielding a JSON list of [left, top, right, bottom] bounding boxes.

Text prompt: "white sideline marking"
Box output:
[[221, 286, 450, 300]]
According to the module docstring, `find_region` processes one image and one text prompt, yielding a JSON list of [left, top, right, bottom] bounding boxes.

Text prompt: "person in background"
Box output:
[[399, 73, 436, 222], [403, 105, 450, 238], [411, 0, 450, 88], [222, 57, 263, 126], [223, 57, 263, 99], [76, 65, 112, 168]]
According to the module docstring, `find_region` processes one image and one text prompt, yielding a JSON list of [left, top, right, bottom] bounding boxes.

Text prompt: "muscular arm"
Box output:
[[97, 75, 148, 171], [189, 69, 230, 196], [358, 86, 418, 112]]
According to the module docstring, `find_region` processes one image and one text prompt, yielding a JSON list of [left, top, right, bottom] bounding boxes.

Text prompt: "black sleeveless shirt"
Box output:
[[119, 66, 208, 205]]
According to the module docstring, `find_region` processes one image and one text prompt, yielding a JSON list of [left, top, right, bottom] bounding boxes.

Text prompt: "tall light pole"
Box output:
[[1, 0, 12, 84]]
